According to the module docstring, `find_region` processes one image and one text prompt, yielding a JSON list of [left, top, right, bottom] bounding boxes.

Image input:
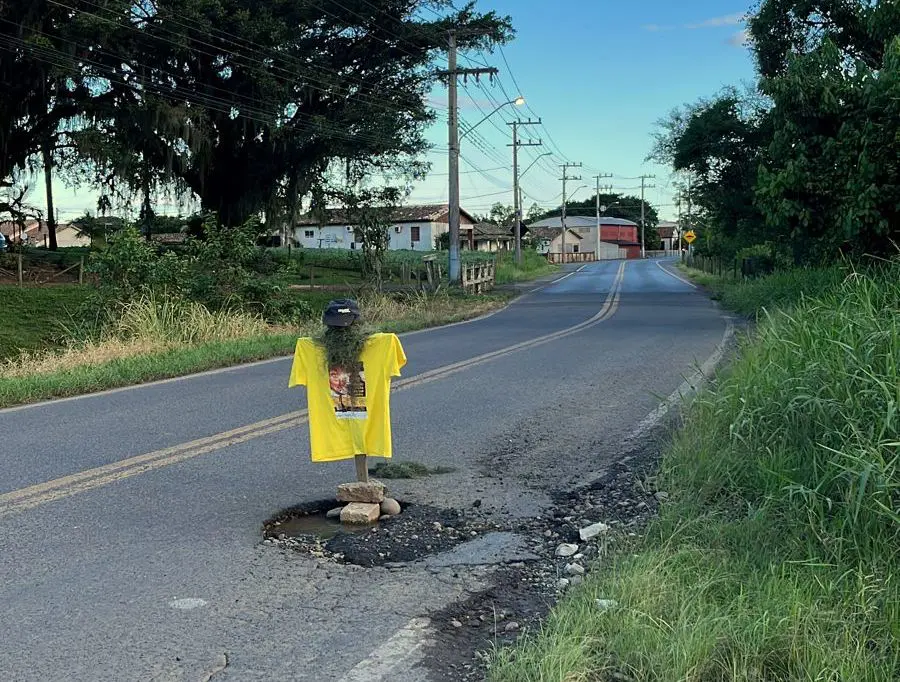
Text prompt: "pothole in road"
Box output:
[[262, 500, 502, 567]]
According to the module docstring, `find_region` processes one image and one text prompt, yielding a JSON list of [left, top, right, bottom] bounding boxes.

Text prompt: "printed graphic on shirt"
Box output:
[[329, 366, 367, 419]]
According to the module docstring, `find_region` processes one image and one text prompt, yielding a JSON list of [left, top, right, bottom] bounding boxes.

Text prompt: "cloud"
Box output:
[[686, 13, 745, 29], [727, 29, 751, 47], [643, 12, 746, 33]]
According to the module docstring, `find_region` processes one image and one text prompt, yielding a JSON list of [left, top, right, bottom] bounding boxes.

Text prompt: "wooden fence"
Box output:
[[461, 260, 495, 294], [546, 252, 597, 264], [0, 252, 85, 285], [683, 252, 774, 280]]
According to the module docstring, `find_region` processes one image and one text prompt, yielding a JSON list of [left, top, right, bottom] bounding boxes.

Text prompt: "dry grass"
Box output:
[[0, 290, 508, 402], [1, 295, 303, 380]]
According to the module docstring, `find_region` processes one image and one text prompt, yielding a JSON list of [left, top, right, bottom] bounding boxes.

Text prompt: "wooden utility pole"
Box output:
[[638, 174, 656, 258], [593, 174, 613, 259], [508, 119, 542, 266], [437, 32, 497, 284], [559, 163, 582, 261]]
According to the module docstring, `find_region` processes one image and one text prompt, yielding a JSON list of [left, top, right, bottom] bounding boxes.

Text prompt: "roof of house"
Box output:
[[473, 222, 513, 240], [296, 203, 477, 227], [602, 238, 642, 246], [657, 221, 676, 238], [527, 215, 639, 229], [598, 217, 639, 227], [528, 226, 583, 241]]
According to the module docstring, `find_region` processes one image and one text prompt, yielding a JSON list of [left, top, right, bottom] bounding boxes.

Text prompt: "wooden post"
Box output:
[[354, 454, 369, 482], [78, 257, 84, 285], [17, 252, 23, 286], [425, 261, 434, 289]]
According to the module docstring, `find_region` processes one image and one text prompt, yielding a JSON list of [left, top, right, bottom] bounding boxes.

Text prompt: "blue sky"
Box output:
[[412, 0, 758, 220], [39, 0, 757, 223]]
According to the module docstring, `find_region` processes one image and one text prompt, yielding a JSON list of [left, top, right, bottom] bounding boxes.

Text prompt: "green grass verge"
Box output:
[[0, 285, 92, 361], [0, 333, 297, 408], [495, 250, 558, 284], [0, 290, 511, 408], [678, 262, 846, 317], [490, 263, 900, 681]]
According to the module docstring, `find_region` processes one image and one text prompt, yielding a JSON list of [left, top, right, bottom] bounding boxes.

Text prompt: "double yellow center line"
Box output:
[[0, 262, 625, 520]]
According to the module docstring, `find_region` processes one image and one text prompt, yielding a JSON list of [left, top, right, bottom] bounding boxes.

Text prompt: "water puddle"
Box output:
[[268, 513, 374, 540]]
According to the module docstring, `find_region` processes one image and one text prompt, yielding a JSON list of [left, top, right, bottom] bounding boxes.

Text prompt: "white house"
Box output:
[[528, 226, 584, 255], [294, 204, 476, 252]]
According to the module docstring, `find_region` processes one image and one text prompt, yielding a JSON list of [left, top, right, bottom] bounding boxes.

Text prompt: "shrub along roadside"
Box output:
[[0, 290, 509, 409], [490, 263, 900, 681], [679, 262, 846, 317]]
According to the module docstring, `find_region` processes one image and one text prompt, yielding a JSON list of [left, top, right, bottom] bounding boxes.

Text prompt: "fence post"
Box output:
[[461, 263, 468, 292], [17, 252, 23, 286], [78, 257, 84, 285]]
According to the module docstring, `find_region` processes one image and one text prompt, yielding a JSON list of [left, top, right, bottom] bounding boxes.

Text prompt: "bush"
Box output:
[[87, 218, 312, 325]]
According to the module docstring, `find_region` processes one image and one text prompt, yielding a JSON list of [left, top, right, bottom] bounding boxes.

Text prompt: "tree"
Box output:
[[650, 90, 770, 259], [71, 0, 512, 226], [474, 202, 515, 229], [0, 1, 126, 224]]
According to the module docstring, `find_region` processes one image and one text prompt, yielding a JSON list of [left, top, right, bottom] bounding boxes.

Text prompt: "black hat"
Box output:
[[322, 299, 360, 327]]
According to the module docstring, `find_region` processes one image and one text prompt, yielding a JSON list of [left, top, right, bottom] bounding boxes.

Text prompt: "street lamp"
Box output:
[[460, 97, 525, 140], [449, 95, 525, 283]]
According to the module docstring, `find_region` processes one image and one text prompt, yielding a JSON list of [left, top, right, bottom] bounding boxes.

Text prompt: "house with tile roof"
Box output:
[[294, 204, 477, 252], [472, 222, 513, 252]]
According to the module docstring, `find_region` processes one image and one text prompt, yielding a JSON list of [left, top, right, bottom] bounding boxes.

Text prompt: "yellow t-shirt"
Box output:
[[288, 333, 407, 462]]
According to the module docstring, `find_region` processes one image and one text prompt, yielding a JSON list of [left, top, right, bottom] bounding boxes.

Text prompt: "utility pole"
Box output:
[[593, 173, 612, 260], [559, 162, 582, 262], [638, 174, 656, 259], [437, 31, 497, 284], [508, 119, 542, 265]]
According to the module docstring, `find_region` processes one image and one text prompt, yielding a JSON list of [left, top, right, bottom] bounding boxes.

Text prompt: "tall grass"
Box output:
[[491, 262, 900, 681], [495, 249, 556, 284], [681, 264, 847, 317], [0, 289, 508, 406]]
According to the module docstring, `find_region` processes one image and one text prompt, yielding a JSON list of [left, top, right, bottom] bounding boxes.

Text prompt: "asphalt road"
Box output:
[[0, 258, 728, 681]]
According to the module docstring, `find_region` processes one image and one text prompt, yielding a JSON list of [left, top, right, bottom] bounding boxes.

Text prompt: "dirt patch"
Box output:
[[418, 434, 670, 681]]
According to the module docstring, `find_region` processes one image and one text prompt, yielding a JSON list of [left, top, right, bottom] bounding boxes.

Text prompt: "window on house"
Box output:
[[350, 242, 356, 250], [573, 244, 579, 253], [410, 226, 421, 242], [304, 230, 314, 238]]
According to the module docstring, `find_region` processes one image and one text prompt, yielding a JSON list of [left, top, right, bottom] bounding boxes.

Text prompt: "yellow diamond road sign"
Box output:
[[684, 230, 697, 244]]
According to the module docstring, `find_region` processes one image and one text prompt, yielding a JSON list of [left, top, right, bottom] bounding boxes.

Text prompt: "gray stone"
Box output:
[[555, 543, 579, 557], [579, 521, 610, 541], [565, 563, 585, 576], [557, 578, 570, 590], [595, 598, 619, 610], [450, 619, 462, 628], [570, 575, 584, 585], [380, 498, 401, 516], [325, 507, 343, 519], [336, 481, 385, 504], [503, 622, 520, 633], [654, 491, 670, 502]]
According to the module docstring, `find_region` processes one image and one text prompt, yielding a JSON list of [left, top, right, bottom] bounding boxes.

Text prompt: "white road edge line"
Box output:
[[655, 260, 698, 289], [338, 617, 434, 682], [628, 316, 734, 441]]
